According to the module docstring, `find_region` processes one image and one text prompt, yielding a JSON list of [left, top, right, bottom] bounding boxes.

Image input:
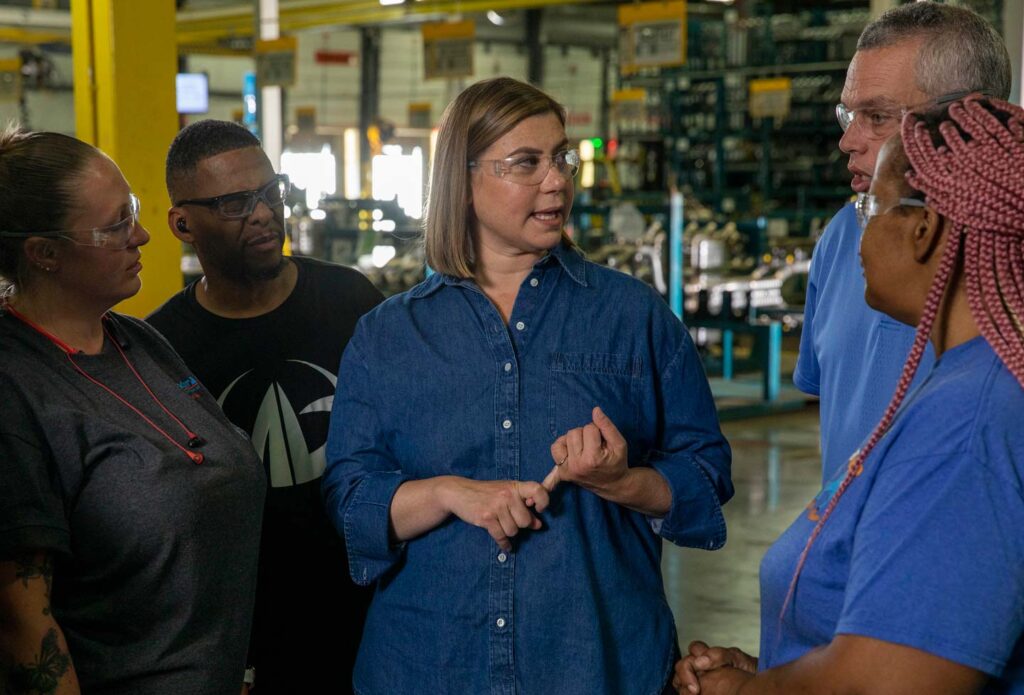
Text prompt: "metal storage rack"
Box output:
[[617, 3, 869, 232]]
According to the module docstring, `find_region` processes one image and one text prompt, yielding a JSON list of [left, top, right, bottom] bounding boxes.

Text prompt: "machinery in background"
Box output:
[[573, 194, 814, 318], [288, 195, 425, 296], [573, 193, 820, 418]]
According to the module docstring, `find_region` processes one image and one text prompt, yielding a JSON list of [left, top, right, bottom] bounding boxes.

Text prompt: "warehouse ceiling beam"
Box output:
[[0, 27, 68, 44], [175, 0, 603, 47], [0, 5, 69, 43], [1, 0, 605, 50]]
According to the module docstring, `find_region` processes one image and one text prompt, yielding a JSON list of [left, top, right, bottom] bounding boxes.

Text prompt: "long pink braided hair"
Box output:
[[780, 95, 1024, 624]]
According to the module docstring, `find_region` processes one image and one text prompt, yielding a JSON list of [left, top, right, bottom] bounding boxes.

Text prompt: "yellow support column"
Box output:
[[72, 0, 180, 317]]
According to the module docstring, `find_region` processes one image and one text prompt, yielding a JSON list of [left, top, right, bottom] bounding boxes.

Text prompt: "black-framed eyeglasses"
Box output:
[[468, 149, 581, 186], [0, 193, 141, 249], [855, 192, 927, 229], [835, 90, 979, 140], [175, 174, 291, 219]]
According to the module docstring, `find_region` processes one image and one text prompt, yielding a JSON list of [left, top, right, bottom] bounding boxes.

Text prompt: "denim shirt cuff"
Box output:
[[344, 470, 411, 585], [648, 452, 727, 550]]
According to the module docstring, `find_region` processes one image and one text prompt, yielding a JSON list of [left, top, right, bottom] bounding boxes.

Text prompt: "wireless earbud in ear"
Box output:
[[176, 219, 188, 233]]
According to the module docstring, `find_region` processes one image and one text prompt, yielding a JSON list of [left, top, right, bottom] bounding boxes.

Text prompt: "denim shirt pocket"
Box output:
[[547, 352, 642, 443]]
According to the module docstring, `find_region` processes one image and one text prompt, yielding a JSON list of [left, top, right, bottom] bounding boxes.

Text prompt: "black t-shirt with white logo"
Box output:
[[148, 256, 383, 693]]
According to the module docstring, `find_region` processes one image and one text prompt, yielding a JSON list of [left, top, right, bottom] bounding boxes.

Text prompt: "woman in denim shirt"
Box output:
[[324, 77, 733, 695]]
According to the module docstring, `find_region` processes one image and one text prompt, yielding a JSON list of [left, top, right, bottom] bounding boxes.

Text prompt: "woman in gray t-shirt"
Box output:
[[0, 128, 265, 694]]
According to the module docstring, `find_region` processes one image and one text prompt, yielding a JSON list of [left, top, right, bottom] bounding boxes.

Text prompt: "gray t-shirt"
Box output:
[[0, 310, 265, 695]]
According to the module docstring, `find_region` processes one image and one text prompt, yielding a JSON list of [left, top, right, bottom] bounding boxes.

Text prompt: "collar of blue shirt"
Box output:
[[410, 242, 588, 301]]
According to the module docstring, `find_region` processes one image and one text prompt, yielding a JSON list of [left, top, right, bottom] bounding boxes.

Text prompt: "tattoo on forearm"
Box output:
[[5, 628, 71, 695], [13, 555, 53, 617]]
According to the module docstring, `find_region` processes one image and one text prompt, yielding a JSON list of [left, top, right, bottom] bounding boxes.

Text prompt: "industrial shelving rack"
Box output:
[[615, 2, 869, 234]]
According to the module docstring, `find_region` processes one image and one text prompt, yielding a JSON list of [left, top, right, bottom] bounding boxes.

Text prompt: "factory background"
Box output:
[[3, 0, 1021, 657]]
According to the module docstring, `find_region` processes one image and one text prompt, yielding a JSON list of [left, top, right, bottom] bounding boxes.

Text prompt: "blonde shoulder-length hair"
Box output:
[[424, 77, 575, 278]]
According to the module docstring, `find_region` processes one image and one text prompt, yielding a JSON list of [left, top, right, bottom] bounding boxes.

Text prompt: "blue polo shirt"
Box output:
[[795, 202, 935, 483], [323, 243, 733, 695], [763, 336, 1024, 691]]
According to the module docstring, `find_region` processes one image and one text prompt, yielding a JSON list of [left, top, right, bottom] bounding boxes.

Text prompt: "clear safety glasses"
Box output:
[[0, 193, 141, 249], [469, 149, 581, 185]]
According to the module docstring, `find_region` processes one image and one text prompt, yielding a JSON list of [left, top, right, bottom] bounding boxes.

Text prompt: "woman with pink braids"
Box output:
[[673, 95, 1024, 695]]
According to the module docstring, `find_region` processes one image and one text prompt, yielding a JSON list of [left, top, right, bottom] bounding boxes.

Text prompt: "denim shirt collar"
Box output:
[[409, 242, 587, 301]]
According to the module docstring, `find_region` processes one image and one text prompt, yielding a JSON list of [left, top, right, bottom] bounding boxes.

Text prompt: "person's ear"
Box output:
[[912, 206, 945, 264], [22, 236, 62, 274], [168, 208, 194, 243]]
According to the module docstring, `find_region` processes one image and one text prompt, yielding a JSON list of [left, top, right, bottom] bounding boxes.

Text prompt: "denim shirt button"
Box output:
[[496, 618, 506, 628], [515, 321, 526, 331], [530, 278, 539, 287], [502, 419, 512, 430], [504, 362, 512, 372], [497, 552, 508, 563]]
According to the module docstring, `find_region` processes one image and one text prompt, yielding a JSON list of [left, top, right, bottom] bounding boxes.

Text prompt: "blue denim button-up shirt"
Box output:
[[324, 243, 733, 695]]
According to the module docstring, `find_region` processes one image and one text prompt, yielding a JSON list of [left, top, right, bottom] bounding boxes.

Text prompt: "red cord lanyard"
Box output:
[[4, 306, 205, 465]]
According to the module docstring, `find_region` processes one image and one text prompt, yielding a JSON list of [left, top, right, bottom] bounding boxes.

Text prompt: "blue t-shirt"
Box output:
[[323, 243, 733, 695], [762, 336, 1024, 691], [795, 202, 935, 483]]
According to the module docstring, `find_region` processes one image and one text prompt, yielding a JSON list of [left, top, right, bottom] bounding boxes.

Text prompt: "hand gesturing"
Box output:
[[543, 406, 628, 495]]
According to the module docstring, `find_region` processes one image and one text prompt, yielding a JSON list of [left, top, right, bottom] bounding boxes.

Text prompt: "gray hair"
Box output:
[[858, 2, 1011, 101]]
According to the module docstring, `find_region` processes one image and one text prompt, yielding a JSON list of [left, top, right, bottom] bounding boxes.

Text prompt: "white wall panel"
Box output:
[[545, 44, 605, 139], [290, 29, 361, 127], [187, 53, 253, 94], [176, 25, 605, 136]]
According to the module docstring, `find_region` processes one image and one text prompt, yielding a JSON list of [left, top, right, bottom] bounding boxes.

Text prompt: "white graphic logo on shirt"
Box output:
[[219, 360, 336, 488]]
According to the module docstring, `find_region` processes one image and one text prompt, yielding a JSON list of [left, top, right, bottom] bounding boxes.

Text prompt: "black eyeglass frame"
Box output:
[[174, 174, 291, 219]]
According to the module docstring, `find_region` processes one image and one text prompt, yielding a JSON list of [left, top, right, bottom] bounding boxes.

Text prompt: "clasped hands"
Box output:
[[441, 406, 628, 551], [671, 640, 758, 695]]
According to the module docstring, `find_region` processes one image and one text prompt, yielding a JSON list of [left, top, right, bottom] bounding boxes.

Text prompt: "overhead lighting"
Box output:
[[379, 0, 404, 5], [487, 10, 505, 25]]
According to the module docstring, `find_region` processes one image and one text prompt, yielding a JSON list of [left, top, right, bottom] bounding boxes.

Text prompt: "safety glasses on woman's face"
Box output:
[[856, 193, 927, 229], [0, 193, 141, 249], [469, 149, 580, 186], [175, 174, 291, 219]]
